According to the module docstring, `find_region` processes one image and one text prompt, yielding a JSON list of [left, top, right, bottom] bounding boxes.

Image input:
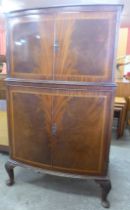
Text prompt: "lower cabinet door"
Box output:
[[8, 84, 114, 176], [8, 85, 52, 169], [51, 88, 114, 176]]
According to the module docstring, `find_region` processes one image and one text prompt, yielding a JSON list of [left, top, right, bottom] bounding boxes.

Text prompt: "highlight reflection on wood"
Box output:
[[10, 16, 54, 79], [54, 12, 116, 82], [5, 1, 122, 207], [8, 85, 113, 175], [9, 9, 117, 82]]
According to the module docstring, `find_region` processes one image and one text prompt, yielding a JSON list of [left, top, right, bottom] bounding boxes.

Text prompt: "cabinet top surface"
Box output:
[[2, 0, 124, 13]]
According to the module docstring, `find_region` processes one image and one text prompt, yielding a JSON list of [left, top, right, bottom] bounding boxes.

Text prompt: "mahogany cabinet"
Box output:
[[4, 0, 123, 208]]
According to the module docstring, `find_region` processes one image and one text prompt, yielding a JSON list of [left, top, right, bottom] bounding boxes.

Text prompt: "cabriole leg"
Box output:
[[95, 179, 112, 208], [5, 161, 16, 186]]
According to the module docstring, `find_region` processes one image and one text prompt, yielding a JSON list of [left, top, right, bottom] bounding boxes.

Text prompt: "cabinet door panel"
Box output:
[[9, 14, 54, 79], [8, 85, 113, 175], [52, 88, 113, 176], [8, 86, 52, 168], [54, 11, 117, 82]]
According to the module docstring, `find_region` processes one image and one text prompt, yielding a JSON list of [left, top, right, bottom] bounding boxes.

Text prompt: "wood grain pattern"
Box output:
[[8, 8, 119, 83], [116, 79, 130, 99], [0, 75, 6, 99], [9, 14, 54, 80], [10, 90, 52, 166], [52, 92, 113, 175], [7, 85, 114, 176], [2, 0, 123, 13], [4, 3, 122, 206], [54, 11, 117, 82]]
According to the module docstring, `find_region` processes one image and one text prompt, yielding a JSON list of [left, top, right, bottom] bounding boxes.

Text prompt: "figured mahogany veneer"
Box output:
[[7, 84, 114, 176], [8, 7, 119, 82], [4, 1, 123, 208]]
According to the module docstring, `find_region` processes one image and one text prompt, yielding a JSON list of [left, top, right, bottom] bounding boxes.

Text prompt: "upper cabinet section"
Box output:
[[7, 6, 122, 82]]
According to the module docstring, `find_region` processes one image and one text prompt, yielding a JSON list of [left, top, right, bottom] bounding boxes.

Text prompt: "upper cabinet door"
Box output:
[[54, 10, 118, 82], [8, 13, 54, 79]]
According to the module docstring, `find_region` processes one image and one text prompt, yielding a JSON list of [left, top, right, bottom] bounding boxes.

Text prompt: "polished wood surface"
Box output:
[[114, 97, 127, 138], [8, 84, 114, 175], [116, 79, 130, 99], [54, 11, 117, 82], [9, 14, 54, 80], [5, 2, 121, 178], [0, 74, 6, 99], [116, 78, 130, 137], [9, 90, 52, 166], [8, 7, 120, 83], [0, 98, 9, 151], [5, 2, 122, 207], [2, 0, 123, 13], [51, 89, 113, 175], [115, 96, 127, 103], [0, 75, 9, 151]]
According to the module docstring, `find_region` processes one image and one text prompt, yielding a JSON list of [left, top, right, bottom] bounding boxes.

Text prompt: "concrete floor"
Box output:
[[0, 129, 130, 210]]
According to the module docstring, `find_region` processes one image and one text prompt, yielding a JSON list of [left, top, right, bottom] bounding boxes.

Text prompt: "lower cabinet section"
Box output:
[[7, 84, 114, 176]]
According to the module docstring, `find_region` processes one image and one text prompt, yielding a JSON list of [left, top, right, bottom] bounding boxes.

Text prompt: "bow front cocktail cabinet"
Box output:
[[4, 0, 123, 208]]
